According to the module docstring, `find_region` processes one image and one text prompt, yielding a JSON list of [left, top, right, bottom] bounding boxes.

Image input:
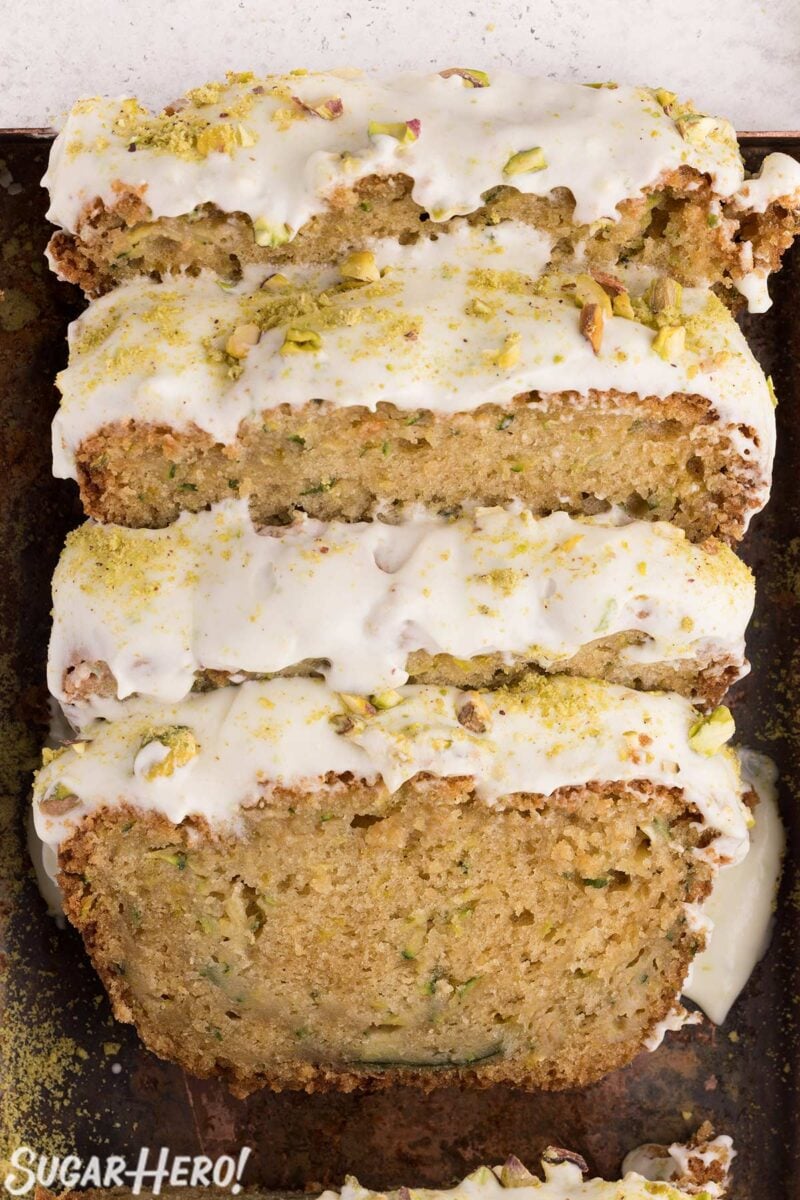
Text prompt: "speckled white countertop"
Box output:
[[1, 0, 799, 130]]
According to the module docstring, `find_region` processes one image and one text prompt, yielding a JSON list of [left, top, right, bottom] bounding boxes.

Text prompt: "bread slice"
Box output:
[[49, 503, 754, 725], [53, 259, 775, 540], [42, 70, 800, 309], [29, 1126, 734, 1199], [33, 675, 751, 1096]]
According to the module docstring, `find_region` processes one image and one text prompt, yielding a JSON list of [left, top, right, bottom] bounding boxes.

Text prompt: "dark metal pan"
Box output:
[[0, 133, 797, 1198]]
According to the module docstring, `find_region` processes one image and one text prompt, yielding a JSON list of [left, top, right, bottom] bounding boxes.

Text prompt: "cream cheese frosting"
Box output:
[[43, 71, 746, 237], [683, 749, 784, 1024], [32, 674, 751, 873], [324, 1148, 733, 1200], [49, 501, 754, 722], [52, 245, 776, 512]]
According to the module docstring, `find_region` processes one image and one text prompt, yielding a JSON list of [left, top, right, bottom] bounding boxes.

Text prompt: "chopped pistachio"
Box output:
[[339, 250, 381, 283], [654, 88, 678, 112], [464, 1168, 495, 1187], [329, 712, 366, 737], [41, 745, 66, 766], [439, 67, 490, 88], [456, 691, 492, 734], [225, 323, 260, 359], [252, 217, 292, 247], [338, 693, 377, 717], [280, 327, 322, 354], [503, 146, 547, 176], [292, 95, 344, 120], [689, 706, 735, 755], [647, 275, 683, 319], [466, 297, 493, 318], [368, 119, 421, 143], [261, 272, 290, 290], [574, 273, 612, 316], [315, 97, 344, 120], [541, 1148, 589, 1174], [187, 82, 224, 107], [591, 270, 627, 297], [612, 291, 635, 320], [767, 375, 778, 407], [652, 324, 686, 361], [485, 332, 521, 370], [370, 689, 404, 710], [39, 783, 80, 816], [236, 123, 257, 148], [499, 1157, 538, 1188], [579, 302, 604, 355], [139, 725, 200, 779], [195, 122, 254, 157]]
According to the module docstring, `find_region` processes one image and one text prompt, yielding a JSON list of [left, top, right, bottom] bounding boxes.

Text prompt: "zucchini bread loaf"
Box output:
[[42, 69, 800, 310], [53, 250, 775, 539], [49, 502, 754, 723], [33, 674, 751, 1095]]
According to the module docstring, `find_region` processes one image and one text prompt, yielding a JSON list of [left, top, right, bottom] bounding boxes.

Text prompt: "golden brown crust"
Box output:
[[46, 167, 798, 304], [72, 391, 762, 542], [57, 778, 712, 1098]]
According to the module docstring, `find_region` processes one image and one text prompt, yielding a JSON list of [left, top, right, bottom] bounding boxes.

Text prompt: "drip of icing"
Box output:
[[49, 501, 754, 724], [42, 72, 745, 236], [26, 700, 76, 921], [733, 269, 772, 314], [683, 749, 784, 1024], [33, 675, 750, 880], [729, 153, 800, 311], [642, 1003, 703, 1052], [52, 242, 776, 514], [26, 809, 64, 922], [733, 152, 800, 214]]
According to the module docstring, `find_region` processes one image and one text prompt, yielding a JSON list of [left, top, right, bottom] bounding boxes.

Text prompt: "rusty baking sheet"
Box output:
[[0, 134, 798, 1199]]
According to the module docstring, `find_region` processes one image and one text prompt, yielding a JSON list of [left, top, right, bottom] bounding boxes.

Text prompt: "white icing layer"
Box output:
[[33, 674, 750, 873], [43, 72, 745, 236], [49, 501, 754, 724], [331, 1148, 733, 1200], [52, 247, 776, 516], [684, 749, 784, 1024]]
